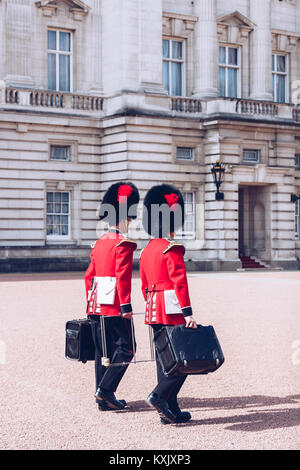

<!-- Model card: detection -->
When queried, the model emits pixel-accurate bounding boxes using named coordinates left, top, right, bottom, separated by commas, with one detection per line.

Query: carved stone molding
left=35, top=0, right=90, bottom=20
left=217, top=10, right=256, bottom=45
left=274, top=0, right=296, bottom=5
left=231, top=164, right=293, bottom=186
left=162, top=11, right=198, bottom=38
left=272, top=29, right=300, bottom=52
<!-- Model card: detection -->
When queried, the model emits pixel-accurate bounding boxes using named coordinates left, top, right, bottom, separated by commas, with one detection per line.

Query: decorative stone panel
left=35, top=0, right=90, bottom=20
left=272, top=29, right=300, bottom=52
left=162, top=11, right=198, bottom=38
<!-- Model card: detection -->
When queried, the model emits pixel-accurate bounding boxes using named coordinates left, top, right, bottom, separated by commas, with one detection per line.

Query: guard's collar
left=108, top=228, right=123, bottom=235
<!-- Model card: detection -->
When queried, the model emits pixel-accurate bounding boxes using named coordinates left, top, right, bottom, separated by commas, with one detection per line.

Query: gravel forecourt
left=0, top=271, right=299, bottom=450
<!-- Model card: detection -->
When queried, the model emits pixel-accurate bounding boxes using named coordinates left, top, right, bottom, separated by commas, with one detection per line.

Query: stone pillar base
left=5, top=75, right=34, bottom=88
left=185, top=260, right=242, bottom=272
left=0, top=257, right=90, bottom=273
left=192, top=89, right=219, bottom=100
left=270, top=260, right=299, bottom=270
left=249, top=92, right=273, bottom=101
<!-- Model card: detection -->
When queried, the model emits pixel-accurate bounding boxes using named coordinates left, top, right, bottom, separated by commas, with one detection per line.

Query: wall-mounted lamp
left=291, top=193, right=300, bottom=203
left=211, top=160, right=225, bottom=201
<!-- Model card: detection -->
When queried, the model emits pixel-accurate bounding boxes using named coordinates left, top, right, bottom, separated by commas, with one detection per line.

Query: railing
left=3, top=87, right=104, bottom=112
left=170, top=96, right=202, bottom=113
left=293, top=107, right=300, bottom=122
left=3, top=87, right=299, bottom=121
left=236, top=99, right=278, bottom=116
left=72, top=94, right=103, bottom=111
left=5, top=88, right=19, bottom=105
left=30, top=90, right=64, bottom=108
left=169, top=96, right=279, bottom=117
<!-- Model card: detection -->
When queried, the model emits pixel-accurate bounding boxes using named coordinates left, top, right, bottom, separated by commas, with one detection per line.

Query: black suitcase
left=65, top=319, right=95, bottom=363
left=154, top=324, right=224, bottom=376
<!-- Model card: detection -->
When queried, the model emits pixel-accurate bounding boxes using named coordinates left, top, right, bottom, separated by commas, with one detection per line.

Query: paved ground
left=0, top=270, right=299, bottom=450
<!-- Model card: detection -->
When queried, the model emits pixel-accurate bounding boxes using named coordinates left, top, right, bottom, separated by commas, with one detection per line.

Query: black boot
left=160, top=410, right=191, bottom=424
left=98, top=399, right=127, bottom=411
left=146, top=392, right=177, bottom=424
left=95, top=388, right=126, bottom=410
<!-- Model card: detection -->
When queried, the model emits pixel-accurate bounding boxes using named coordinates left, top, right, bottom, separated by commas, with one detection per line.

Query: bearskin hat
left=99, top=181, right=140, bottom=226
left=142, top=184, right=184, bottom=238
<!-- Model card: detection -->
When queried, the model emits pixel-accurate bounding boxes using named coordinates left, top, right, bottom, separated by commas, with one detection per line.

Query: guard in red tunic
left=85, top=182, right=139, bottom=411
left=140, top=184, right=197, bottom=424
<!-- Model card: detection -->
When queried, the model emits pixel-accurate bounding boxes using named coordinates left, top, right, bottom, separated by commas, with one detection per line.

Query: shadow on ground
left=123, top=395, right=300, bottom=432
left=182, top=407, right=300, bottom=432
left=180, top=394, right=300, bottom=411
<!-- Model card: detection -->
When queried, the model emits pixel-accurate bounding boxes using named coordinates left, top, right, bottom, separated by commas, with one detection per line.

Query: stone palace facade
left=0, top=0, right=300, bottom=272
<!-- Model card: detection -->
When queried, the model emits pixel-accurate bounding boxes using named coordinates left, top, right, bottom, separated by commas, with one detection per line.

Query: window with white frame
left=243, top=149, right=260, bottom=163
left=46, top=191, right=70, bottom=239
left=163, top=39, right=185, bottom=96
left=295, top=199, right=299, bottom=240
left=272, top=54, right=288, bottom=103
left=177, top=192, right=195, bottom=238
left=176, top=147, right=194, bottom=161
left=295, top=154, right=300, bottom=169
left=219, top=46, right=240, bottom=98
left=50, top=145, right=71, bottom=161
left=48, top=30, right=72, bottom=92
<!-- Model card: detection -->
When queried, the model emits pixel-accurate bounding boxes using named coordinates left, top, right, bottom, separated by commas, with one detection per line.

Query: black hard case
left=154, top=324, right=224, bottom=376
left=65, top=319, right=95, bottom=363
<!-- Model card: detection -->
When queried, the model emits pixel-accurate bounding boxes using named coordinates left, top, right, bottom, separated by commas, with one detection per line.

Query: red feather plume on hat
left=164, top=193, right=179, bottom=210
left=117, top=184, right=134, bottom=203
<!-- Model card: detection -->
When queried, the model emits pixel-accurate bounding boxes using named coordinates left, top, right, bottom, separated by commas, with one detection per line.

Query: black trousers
left=89, top=315, right=136, bottom=393
left=151, top=324, right=187, bottom=414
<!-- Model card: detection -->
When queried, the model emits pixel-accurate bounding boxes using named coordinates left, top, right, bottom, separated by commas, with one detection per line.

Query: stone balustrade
left=236, top=99, right=278, bottom=116
left=72, top=94, right=103, bottom=111
left=169, top=96, right=299, bottom=121
left=3, top=87, right=104, bottom=113
left=2, top=85, right=299, bottom=122
left=5, top=87, right=19, bottom=105
left=170, top=96, right=279, bottom=117
left=293, top=107, right=300, bottom=122
left=170, top=96, right=202, bottom=113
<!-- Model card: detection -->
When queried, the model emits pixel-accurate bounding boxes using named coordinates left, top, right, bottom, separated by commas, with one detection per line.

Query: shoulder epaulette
left=163, top=240, right=185, bottom=254
left=116, top=238, right=137, bottom=247
left=91, top=240, right=96, bottom=249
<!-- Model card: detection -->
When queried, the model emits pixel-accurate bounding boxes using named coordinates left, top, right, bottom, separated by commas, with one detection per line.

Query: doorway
left=238, top=185, right=271, bottom=261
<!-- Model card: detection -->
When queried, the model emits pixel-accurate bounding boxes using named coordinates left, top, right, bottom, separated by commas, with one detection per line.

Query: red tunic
left=85, top=231, right=137, bottom=317
left=139, top=238, right=192, bottom=326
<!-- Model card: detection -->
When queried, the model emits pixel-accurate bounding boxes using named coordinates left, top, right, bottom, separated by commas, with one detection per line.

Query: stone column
left=139, top=0, right=165, bottom=93
left=79, top=1, right=103, bottom=94
left=0, top=2, right=5, bottom=81
left=102, top=0, right=140, bottom=94
left=249, top=0, right=273, bottom=100
left=5, top=0, right=34, bottom=87
left=192, top=0, right=218, bottom=99
left=102, top=0, right=164, bottom=96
